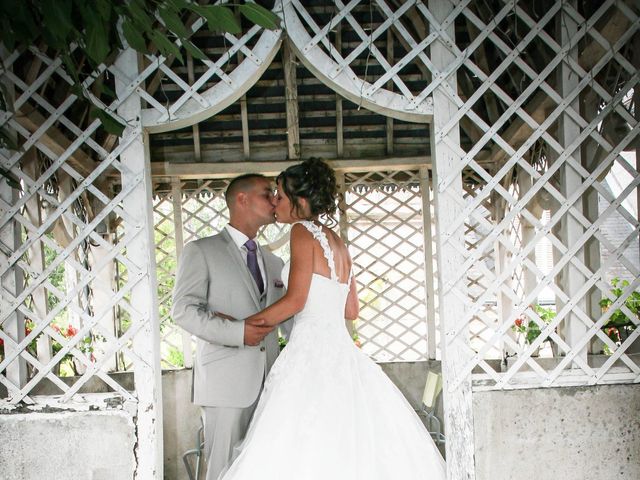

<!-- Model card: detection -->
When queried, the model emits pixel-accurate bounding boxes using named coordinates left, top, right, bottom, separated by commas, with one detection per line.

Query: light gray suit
left=172, top=228, right=286, bottom=479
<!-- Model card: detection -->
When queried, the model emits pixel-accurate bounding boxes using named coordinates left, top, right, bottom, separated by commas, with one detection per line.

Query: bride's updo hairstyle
left=277, top=157, right=337, bottom=219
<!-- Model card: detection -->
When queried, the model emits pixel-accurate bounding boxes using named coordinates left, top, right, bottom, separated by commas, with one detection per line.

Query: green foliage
left=599, top=278, right=638, bottom=350
left=238, top=3, right=280, bottom=30
left=191, top=4, right=241, bottom=34
left=43, top=236, right=68, bottom=316
left=0, top=0, right=280, bottom=150
left=512, top=304, right=556, bottom=345
left=599, top=277, right=640, bottom=327
left=164, top=345, right=185, bottom=368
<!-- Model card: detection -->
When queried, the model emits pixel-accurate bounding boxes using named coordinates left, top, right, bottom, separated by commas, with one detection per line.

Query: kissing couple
left=172, top=158, right=446, bottom=480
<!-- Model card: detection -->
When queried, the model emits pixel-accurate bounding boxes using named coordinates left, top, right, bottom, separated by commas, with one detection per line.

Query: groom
left=172, top=174, right=287, bottom=480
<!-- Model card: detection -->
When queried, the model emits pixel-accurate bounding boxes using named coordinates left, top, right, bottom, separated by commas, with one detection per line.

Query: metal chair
left=419, top=371, right=446, bottom=446
left=182, top=422, right=205, bottom=480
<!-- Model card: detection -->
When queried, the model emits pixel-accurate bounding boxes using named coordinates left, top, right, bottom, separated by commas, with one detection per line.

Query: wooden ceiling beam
left=186, top=51, right=202, bottom=162
left=240, top=95, right=250, bottom=159
left=283, top=39, right=300, bottom=160
left=386, top=29, right=394, bottom=155
left=335, top=23, right=344, bottom=157
left=150, top=156, right=433, bottom=179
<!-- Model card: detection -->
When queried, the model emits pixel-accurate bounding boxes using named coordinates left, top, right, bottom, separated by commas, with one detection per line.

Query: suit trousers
left=202, top=393, right=261, bottom=480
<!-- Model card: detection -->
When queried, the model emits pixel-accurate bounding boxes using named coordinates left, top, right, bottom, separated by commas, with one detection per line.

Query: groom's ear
left=236, top=191, right=248, bottom=207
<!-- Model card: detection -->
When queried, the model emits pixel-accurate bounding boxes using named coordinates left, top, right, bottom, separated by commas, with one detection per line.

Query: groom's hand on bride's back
left=243, top=322, right=273, bottom=346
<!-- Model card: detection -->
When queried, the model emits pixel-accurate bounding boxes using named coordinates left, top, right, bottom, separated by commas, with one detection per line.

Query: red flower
left=66, top=325, right=78, bottom=337
left=52, top=324, right=61, bottom=333
left=0, top=337, right=4, bottom=346
left=514, top=318, right=524, bottom=328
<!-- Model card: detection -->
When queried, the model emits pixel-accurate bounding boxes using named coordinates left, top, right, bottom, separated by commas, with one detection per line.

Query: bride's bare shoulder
left=290, top=222, right=314, bottom=246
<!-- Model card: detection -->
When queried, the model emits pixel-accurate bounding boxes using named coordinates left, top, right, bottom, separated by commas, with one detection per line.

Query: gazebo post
left=419, top=166, right=437, bottom=361
left=555, top=4, right=589, bottom=364
left=115, top=47, right=164, bottom=479
left=171, top=177, right=193, bottom=368
left=0, top=61, right=28, bottom=393
left=429, top=0, right=476, bottom=478
left=1, top=167, right=28, bottom=393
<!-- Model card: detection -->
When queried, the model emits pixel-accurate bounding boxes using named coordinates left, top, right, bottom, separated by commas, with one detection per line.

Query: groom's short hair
left=225, top=173, right=268, bottom=207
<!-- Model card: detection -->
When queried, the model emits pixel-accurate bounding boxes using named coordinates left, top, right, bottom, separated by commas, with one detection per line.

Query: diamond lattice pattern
left=429, top=0, right=640, bottom=389
left=344, top=170, right=431, bottom=361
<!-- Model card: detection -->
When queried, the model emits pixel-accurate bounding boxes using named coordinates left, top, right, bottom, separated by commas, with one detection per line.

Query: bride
left=219, top=158, right=446, bottom=479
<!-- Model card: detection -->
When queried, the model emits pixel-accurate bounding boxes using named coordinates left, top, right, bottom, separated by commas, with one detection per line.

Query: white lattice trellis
left=344, top=169, right=433, bottom=361
left=1, top=41, right=164, bottom=473
left=2, top=1, right=639, bottom=478
left=429, top=0, right=640, bottom=393
left=123, top=2, right=282, bottom=133
left=280, top=0, right=434, bottom=121
left=152, top=168, right=432, bottom=365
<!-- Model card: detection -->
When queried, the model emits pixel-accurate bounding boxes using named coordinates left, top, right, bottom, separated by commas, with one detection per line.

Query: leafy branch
left=0, top=0, right=279, bottom=187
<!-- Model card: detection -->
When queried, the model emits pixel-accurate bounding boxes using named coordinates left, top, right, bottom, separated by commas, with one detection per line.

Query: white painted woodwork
left=171, top=178, right=193, bottom=369
left=115, top=48, right=164, bottom=480
left=22, top=150, right=53, bottom=365
left=429, top=0, right=476, bottom=478
left=89, top=242, right=118, bottom=372
left=0, top=59, right=28, bottom=396
left=556, top=3, right=588, bottom=365
left=634, top=32, right=640, bottom=270
left=141, top=26, right=282, bottom=133
left=279, top=0, right=434, bottom=122
left=150, top=156, right=431, bottom=179
left=419, top=167, right=437, bottom=360
left=0, top=167, right=28, bottom=396
left=0, top=7, right=638, bottom=479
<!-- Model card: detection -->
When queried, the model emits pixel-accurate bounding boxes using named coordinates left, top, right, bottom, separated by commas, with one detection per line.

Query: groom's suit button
left=260, top=346, right=265, bottom=352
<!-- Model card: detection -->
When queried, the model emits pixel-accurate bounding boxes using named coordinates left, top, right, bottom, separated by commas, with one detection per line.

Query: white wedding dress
left=220, top=221, right=446, bottom=480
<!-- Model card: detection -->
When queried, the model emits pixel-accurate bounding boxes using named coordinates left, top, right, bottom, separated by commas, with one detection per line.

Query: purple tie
left=244, top=239, right=264, bottom=294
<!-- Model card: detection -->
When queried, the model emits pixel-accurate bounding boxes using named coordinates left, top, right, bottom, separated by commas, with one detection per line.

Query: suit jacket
left=172, top=229, right=286, bottom=408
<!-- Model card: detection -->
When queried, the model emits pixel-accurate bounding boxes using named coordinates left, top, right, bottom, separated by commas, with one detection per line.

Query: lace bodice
left=282, top=220, right=348, bottom=287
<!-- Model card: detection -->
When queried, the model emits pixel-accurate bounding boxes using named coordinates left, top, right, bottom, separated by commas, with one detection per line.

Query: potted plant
left=512, top=304, right=557, bottom=355
left=599, top=278, right=639, bottom=354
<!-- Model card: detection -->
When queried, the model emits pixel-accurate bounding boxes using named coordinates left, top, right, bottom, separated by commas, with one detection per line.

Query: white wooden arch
left=139, top=21, right=282, bottom=133
left=278, top=0, right=434, bottom=122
